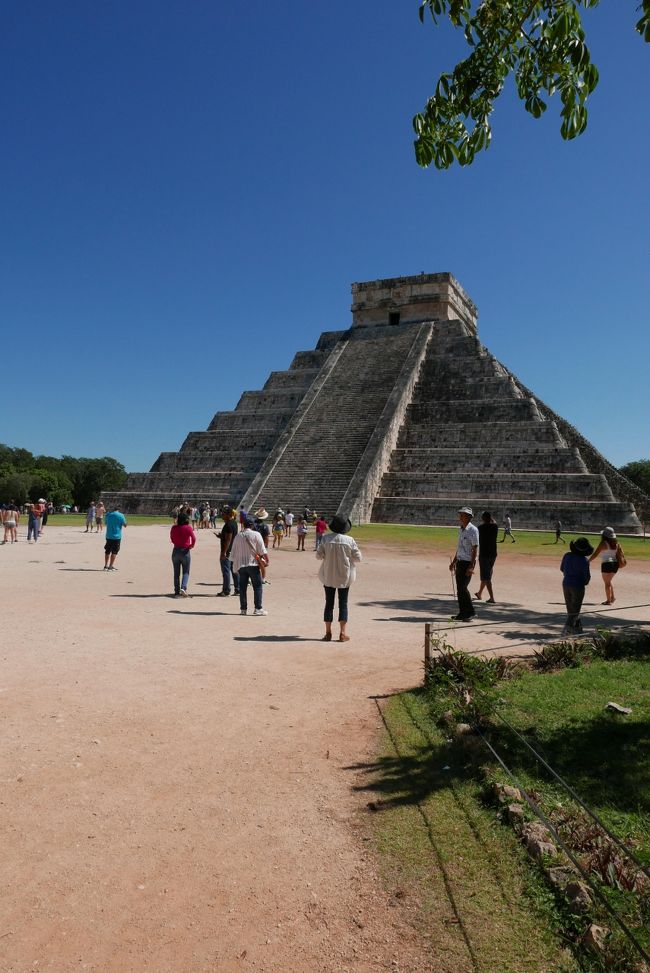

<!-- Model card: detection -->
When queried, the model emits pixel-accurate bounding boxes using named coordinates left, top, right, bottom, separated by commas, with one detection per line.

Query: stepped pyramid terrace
left=105, top=273, right=646, bottom=532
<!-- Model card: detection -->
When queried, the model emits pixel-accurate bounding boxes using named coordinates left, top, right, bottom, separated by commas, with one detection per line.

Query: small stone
left=441, top=710, right=454, bottom=724
left=527, top=839, right=557, bottom=861
left=522, top=821, right=551, bottom=844
left=583, top=923, right=607, bottom=953
left=494, top=782, right=523, bottom=803
left=506, top=804, right=524, bottom=825
left=566, top=880, right=592, bottom=914
left=605, top=702, right=632, bottom=715
left=545, top=866, right=574, bottom=888
left=454, top=723, right=473, bottom=737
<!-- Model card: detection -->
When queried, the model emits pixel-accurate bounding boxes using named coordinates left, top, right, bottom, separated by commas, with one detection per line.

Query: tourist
left=1, top=501, right=20, bottom=544
left=103, top=505, right=127, bottom=570
left=85, top=502, right=96, bottom=533
left=315, top=514, right=362, bottom=642
left=499, top=512, right=515, bottom=543
left=95, top=500, right=106, bottom=532
left=32, top=498, right=45, bottom=536
left=284, top=509, right=294, bottom=537
left=272, top=511, right=285, bottom=549
left=253, top=508, right=271, bottom=582
left=589, top=527, right=626, bottom=606
left=26, top=504, right=40, bottom=543
left=216, top=505, right=239, bottom=598
left=314, top=514, right=328, bottom=551
left=554, top=519, right=565, bottom=544
left=170, top=511, right=196, bottom=597
left=296, top=516, right=308, bottom=551
left=239, top=506, right=247, bottom=530
left=39, top=499, right=49, bottom=535
left=475, top=511, right=498, bottom=603
left=449, top=506, right=479, bottom=622
left=231, top=515, right=269, bottom=615
left=561, top=537, right=593, bottom=634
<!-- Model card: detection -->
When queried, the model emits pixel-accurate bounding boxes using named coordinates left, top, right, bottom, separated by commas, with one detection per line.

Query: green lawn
left=363, top=690, right=578, bottom=973
left=45, top=513, right=172, bottom=527
left=493, top=660, right=650, bottom=860
left=352, top=522, right=650, bottom=561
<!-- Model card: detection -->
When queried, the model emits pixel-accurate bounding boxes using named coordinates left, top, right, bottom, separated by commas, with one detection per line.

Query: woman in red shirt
left=170, top=512, right=196, bottom=597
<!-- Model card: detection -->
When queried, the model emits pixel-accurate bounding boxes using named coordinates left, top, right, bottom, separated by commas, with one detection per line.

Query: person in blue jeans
left=169, top=512, right=196, bottom=596
left=230, top=515, right=269, bottom=615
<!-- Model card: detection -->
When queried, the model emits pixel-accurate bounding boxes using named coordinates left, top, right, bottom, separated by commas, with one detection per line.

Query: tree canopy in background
left=0, top=444, right=127, bottom=508
left=413, top=0, right=650, bottom=169
left=620, top=459, right=650, bottom=497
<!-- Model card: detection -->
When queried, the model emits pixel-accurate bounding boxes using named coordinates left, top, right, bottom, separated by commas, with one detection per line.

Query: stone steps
left=406, top=397, right=541, bottom=423
left=389, top=446, right=586, bottom=474
left=398, top=420, right=562, bottom=448
left=378, top=472, right=614, bottom=501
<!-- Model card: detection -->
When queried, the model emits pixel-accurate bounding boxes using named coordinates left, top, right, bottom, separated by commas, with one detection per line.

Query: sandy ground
left=1, top=525, right=648, bottom=973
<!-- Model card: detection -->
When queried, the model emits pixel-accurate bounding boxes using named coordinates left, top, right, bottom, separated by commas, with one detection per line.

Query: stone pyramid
left=105, top=274, right=645, bottom=532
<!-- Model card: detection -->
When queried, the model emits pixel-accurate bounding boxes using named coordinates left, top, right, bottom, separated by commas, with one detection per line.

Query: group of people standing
left=1, top=499, right=50, bottom=544
left=169, top=503, right=362, bottom=638
left=450, top=507, right=628, bottom=633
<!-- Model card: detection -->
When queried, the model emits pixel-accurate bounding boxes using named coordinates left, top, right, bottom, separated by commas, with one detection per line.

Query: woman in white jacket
left=315, top=515, right=362, bottom=642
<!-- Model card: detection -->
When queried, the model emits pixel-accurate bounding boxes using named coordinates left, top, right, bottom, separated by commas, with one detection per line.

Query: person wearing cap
left=561, top=537, right=594, bottom=633
left=450, top=507, right=479, bottom=621
left=230, top=515, right=269, bottom=615
left=315, top=515, right=362, bottom=642
left=216, top=505, right=239, bottom=598
left=589, top=527, right=626, bottom=606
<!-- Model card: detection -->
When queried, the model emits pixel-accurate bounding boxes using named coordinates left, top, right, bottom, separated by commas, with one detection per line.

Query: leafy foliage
left=619, top=459, right=650, bottom=497
left=0, top=444, right=127, bottom=507
left=413, top=0, right=650, bottom=169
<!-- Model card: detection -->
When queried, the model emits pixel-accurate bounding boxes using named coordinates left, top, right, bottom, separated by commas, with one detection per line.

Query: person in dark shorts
left=103, top=505, right=127, bottom=570
left=475, top=511, right=498, bottom=603
left=561, top=537, right=593, bottom=634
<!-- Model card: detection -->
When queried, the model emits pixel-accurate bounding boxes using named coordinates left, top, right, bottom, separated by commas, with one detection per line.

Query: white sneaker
left=253, top=608, right=268, bottom=616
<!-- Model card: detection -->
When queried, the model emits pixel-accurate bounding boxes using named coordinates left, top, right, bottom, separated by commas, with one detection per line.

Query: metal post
left=424, top=621, right=431, bottom=677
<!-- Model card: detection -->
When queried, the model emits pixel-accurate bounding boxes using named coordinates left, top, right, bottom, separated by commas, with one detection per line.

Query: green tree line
left=0, top=444, right=127, bottom=509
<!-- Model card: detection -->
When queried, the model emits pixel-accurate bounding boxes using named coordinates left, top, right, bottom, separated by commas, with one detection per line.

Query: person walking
left=314, top=514, right=328, bottom=551
left=169, top=511, right=196, bottom=596
left=499, top=512, right=515, bottom=543
left=561, top=537, right=593, bottom=633
left=475, top=510, right=498, bottom=603
left=26, top=504, right=40, bottom=543
left=284, top=509, right=294, bottom=538
left=589, top=527, right=626, bottom=605
left=272, top=511, right=285, bottom=549
left=103, top=505, right=127, bottom=570
left=216, top=505, right=239, bottom=598
left=315, top=514, right=362, bottom=642
left=1, top=501, right=20, bottom=544
left=296, top=516, right=308, bottom=551
left=231, top=515, right=269, bottom=615
left=449, top=506, right=479, bottom=622
left=85, top=502, right=96, bottom=533
left=554, top=519, right=565, bottom=544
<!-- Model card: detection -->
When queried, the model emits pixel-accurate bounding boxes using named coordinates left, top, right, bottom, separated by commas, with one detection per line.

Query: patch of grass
left=352, top=523, right=650, bottom=561
left=360, top=690, right=578, bottom=973
left=493, top=660, right=650, bottom=856
left=46, top=514, right=174, bottom=527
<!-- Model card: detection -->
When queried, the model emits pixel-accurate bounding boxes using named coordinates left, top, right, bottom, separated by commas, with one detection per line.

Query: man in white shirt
left=449, top=506, right=479, bottom=622
left=230, top=515, right=269, bottom=616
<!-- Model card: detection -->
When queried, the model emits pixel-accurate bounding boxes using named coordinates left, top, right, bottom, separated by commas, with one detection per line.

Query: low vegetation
left=366, top=633, right=649, bottom=971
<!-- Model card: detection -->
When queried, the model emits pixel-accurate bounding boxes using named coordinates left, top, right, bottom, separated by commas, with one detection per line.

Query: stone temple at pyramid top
left=351, top=272, right=478, bottom=332
left=104, top=273, right=647, bottom=532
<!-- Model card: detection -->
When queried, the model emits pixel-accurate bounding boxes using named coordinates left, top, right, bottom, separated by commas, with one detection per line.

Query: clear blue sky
left=1, top=2, right=648, bottom=472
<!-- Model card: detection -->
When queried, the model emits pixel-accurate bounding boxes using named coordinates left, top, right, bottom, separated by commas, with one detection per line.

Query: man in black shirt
left=216, top=505, right=239, bottom=596
left=475, top=511, right=498, bottom=603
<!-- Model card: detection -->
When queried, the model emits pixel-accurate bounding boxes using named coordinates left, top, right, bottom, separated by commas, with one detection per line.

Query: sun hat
left=458, top=506, right=473, bottom=517
left=254, top=507, right=269, bottom=520
left=601, top=527, right=617, bottom=540
left=570, top=537, right=594, bottom=556
left=329, top=515, right=352, bottom=534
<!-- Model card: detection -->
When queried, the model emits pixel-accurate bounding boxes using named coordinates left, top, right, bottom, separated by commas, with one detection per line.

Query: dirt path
left=2, top=526, right=648, bottom=972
